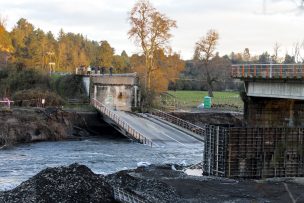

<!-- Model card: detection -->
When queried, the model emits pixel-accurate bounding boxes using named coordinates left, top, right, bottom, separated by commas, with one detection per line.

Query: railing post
left=248, top=65, right=250, bottom=77
left=242, top=65, right=245, bottom=77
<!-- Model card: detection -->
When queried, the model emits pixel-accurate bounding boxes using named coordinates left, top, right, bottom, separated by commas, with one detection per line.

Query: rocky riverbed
left=1, top=163, right=304, bottom=203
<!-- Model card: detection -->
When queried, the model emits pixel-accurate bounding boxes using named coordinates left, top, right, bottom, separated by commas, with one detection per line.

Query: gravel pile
left=106, top=166, right=180, bottom=203
left=0, top=163, right=117, bottom=203
left=2, top=163, right=303, bottom=203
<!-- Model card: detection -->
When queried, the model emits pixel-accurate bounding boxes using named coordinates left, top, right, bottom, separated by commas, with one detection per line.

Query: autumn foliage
left=128, top=0, right=179, bottom=91
left=131, top=50, right=184, bottom=92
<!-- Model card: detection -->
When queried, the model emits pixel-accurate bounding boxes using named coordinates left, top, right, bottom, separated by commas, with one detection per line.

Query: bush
left=139, top=89, right=159, bottom=112
left=0, top=66, right=50, bottom=97
left=54, top=75, right=87, bottom=99
left=13, top=89, right=64, bottom=107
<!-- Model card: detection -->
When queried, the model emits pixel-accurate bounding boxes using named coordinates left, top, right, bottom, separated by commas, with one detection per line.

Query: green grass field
left=164, top=90, right=243, bottom=109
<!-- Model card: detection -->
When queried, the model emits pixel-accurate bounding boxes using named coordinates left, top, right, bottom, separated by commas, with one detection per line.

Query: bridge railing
left=231, top=64, right=304, bottom=79
left=113, top=187, right=148, bottom=203
left=151, top=109, right=206, bottom=138
left=92, top=98, right=153, bottom=147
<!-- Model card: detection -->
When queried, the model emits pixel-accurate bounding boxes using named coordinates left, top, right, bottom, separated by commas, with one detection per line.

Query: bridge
left=231, top=64, right=304, bottom=100
left=88, top=73, right=204, bottom=147
left=231, top=64, right=304, bottom=127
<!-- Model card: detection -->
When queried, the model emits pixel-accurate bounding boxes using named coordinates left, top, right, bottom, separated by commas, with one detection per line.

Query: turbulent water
left=0, top=136, right=203, bottom=191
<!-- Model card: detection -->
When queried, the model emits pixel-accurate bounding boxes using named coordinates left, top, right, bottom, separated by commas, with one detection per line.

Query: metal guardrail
left=113, top=187, right=148, bottom=203
left=92, top=98, right=153, bottom=147
left=151, top=109, right=206, bottom=137
left=231, top=64, right=304, bottom=79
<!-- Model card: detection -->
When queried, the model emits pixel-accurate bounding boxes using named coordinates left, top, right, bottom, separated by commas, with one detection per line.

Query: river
left=0, top=136, right=203, bottom=191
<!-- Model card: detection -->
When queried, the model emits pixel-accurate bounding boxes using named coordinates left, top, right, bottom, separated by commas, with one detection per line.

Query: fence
left=231, top=64, right=304, bottom=79
left=92, top=98, right=153, bottom=147
left=150, top=109, right=206, bottom=137
left=113, top=187, right=148, bottom=203
left=13, top=98, right=44, bottom=107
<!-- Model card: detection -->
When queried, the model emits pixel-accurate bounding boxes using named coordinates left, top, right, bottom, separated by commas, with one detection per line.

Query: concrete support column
left=134, top=86, right=138, bottom=107
left=94, top=85, right=97, bottom=100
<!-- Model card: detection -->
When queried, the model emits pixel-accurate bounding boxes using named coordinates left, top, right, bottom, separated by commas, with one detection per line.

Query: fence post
left=216, top=126, right=219, bottom=176
left=242, top=65, right=245, bottom=77
left=208, top=126, right=212, bottom=175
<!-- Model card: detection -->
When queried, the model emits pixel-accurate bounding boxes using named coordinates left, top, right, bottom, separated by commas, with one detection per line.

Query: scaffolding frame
left=204, top=126, right=304, bottom=178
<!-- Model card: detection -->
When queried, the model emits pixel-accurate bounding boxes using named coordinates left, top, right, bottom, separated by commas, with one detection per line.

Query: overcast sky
left=1, top=0, right=304, bottom=59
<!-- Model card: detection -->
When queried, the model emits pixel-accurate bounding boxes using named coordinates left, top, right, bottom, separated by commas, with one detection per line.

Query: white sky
left=1, top=0, right=304, bottom=60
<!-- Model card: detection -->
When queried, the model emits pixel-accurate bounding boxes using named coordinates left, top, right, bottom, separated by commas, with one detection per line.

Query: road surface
left=114, top=111, right=203, bottom=147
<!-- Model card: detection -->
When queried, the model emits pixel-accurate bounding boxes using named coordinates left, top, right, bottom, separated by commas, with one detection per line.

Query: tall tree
left=27, top=28, right=47, bottom=69
left=0, top=17, right=13, bottom=53
left=272, top=42, right=281, bottom=63
left=194, top=29, right=219, bottom=97
left=128, top=0, right=177, bottom=90
left=258, top=52, right=270, bottom=64
left=243, top=48, right=250, bottom=63
left=0, top=17, right=13, bottom=65
left=10, top=18, right=34, bottom=66
left=131, top=50, right=184, bottom=92
left=98, top=40, right=114, bottom=67
left=283, top=54, right=295, bottom=64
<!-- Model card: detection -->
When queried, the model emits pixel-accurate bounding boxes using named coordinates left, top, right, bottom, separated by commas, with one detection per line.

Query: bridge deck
left=114, top=111, right=201, bottom=146
left=92, top=99, right=202, bottom=147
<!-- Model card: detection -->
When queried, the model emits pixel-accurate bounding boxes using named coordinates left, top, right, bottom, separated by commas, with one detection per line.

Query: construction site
left=197, top=64, right=304, bottom=178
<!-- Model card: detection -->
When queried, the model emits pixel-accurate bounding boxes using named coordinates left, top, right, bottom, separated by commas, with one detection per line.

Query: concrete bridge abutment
left=90, top=73, right=140, bottom=112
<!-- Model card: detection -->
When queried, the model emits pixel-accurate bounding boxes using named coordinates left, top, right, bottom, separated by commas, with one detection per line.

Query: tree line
left=0, top=17, right=131, bottom=73
left=1, top=0, right=303, bottom=98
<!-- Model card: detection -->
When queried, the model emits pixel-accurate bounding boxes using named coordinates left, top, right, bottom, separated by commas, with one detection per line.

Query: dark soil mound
left=106, top=166, right=180, bottom=203
left=0, top=163, right=117, bottom=203
left=171, top=111, right=243, bottom=126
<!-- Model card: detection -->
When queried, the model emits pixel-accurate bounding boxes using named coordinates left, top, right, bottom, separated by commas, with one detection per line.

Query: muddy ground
left=1, top=164, right=303, bottom=203
left=171, top=111, right=244, bottom=127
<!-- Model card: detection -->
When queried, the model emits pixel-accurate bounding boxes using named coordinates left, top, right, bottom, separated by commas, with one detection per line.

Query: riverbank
left=0, top=108, right=93, bottom=148
left=1, top=163, right=304, bottom=203
left=171, top=111, right=243, bottom=126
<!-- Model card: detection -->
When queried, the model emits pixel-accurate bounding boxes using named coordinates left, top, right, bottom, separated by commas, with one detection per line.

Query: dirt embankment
left=0, top=108, right=91, bottom=148
left=1, top=163, right=304, bottom=203
left=171, top=111, right=244, bottom=127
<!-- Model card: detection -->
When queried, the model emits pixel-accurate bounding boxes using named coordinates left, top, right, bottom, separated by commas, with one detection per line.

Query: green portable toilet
left=204, top=96, right=212, bottom=109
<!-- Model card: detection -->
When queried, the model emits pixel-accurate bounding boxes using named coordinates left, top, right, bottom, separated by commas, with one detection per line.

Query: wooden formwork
left=227, top=127, right=304, bottom=178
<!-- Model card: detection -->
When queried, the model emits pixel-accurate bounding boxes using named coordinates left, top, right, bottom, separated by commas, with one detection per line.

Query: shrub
left=0, top=66, right=50, bottom=97
left=13, top=89, right=64, bottom=107
left=54, top=75, right=87, bottom=99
